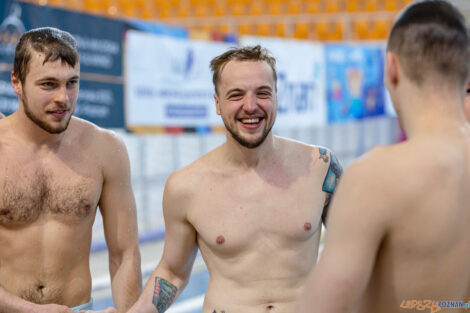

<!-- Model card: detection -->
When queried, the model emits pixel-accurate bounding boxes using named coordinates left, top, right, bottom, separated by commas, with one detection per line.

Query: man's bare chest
left=189, top=177, right=325, bottom=254
left=0, top=150, right=102, bottom=226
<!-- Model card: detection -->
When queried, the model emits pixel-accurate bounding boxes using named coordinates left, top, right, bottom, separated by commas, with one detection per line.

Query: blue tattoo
left=152, top=277, right=177, bottom=313
left=321, top=150, right=343, bottom=225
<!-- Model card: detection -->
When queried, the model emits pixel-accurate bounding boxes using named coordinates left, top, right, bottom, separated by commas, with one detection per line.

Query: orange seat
left=364, top=0, right=378, bottom=12
left=275, top=23, right=286, bottom=37
left=353, top=20, right=370, bottom=40
left=287, top=0, right=302, bottom=14
left=249, top=0, right=264, bottom=15
left=346, top=0, right=360, bottom=12
left=325, top=0, right=340, bottom=13
left=238, top=24, right=253, bottom=35
left=374, top=20, right=392, bottom=39
left=268, top=0, right=284, bottom=14
left=293, top=22, right=309, bottom=39
left=257, top=24, right=271, bottom=36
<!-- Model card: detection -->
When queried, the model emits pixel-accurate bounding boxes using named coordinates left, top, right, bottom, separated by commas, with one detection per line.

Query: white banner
left=240, top=36, right=327, bottom=127
left=125, top=30, right=232, bottom=127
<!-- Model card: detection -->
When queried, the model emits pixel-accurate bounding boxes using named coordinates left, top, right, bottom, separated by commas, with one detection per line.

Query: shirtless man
left=297, top=1, right=470, bottom=313
left=0, top=27, right=141, bottom=313
left=128, top=45, right=342, bottom=313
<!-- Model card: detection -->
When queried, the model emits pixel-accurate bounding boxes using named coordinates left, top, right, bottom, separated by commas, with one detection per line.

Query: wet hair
left=387, top=0, right=469, bottom=87
left=210, top=45, right=277, bottom=94
left=13, top=27, right=78, bottom=84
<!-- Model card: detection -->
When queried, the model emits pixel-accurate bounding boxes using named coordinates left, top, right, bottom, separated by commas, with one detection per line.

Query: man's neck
left=223, top=133, right=277, bottom=169
left=397, top=84, right=468, bottom=139
left=10, top=110, right=66, bottom=148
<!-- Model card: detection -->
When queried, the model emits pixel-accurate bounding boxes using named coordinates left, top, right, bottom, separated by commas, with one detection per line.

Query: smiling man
left=0, top=27, right=141, bottom=313
left=128, top=45, right=342, bottom=313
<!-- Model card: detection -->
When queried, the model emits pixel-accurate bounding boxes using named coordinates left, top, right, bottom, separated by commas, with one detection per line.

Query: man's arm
left=297, top=151, right=393, bottom=313
left=128, top=171, right=199, bottom=313
left=98, top=131, right=142, bottom=312
left=319, top=148, right=343, bottom=226
left=0, top=285, right=74, bottom=313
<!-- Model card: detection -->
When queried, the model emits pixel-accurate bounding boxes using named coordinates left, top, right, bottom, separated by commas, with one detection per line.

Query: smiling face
left=214, top=60, right=277, bottom=149
left=12, top=50, right=80, bottom=134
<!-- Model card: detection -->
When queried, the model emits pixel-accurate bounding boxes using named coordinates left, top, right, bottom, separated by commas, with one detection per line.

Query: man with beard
left=0, top=27, right=141, bottom=312
left=297, top=1, right=470, bottom=313
left=128, top=45, right=342, bottom=313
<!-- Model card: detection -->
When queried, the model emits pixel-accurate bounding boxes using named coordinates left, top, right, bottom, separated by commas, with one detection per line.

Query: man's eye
left=41, top=82, right=54, bottom=88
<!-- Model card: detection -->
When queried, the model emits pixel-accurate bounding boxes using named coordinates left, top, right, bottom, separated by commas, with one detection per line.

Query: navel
left=304, top=222, right=312, bottom=231
left=0, top=209, right=10, bottom=215
left=216, top=235, right=225, bottom=245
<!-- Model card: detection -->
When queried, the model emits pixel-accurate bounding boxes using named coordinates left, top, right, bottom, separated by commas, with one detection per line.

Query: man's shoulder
left=70, top=117, right=123, bottom=148
left=346, top=144, right=427, bottom=200
left=276, top=136, right=334, bottom=160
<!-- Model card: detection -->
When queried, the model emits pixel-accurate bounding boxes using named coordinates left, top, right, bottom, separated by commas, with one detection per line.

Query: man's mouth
left=240, top=117, right=262, bottom=125
left=48, top=109, right=68, bottom=118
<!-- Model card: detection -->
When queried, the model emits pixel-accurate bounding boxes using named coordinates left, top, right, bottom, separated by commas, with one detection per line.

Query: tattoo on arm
left=213, top=311, right=226, bottom=313
left=320, top=149, right=343, bottom=225
left=152, top=277, right=178, bottom=313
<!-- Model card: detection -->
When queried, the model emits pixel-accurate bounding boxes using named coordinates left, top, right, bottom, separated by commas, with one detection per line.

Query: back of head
left=387, top=0, right=469, bottom=88
left=13, top=27, right=78, bottom=84
left=210, top=45, right=277, bottom=95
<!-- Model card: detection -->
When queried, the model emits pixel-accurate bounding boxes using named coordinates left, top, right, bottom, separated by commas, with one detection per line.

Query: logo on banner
left=0, top=3, right=25, bottom=49
left=171, top=48, right=195, bottom=80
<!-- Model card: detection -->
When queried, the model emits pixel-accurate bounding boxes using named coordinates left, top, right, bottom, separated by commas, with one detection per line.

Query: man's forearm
left=152, top=277, right=178, bottom=313
left=0, top=286, right=37, bottom=313
left=110, top=255, right=142, bottom=312
left=127, top=265, right=186, bottom=313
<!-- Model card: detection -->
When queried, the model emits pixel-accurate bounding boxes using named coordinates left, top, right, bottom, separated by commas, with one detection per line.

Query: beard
left=222, top=115, right=275, bottom=149
left=22, top=91, right=72, bottom=134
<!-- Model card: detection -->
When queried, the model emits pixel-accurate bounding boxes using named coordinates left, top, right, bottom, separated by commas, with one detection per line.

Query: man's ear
left=11, top=71, right=22, bottom=97
left=384, top=52, right=400, bottom=90
left=214, top=93, right=221, bottom=115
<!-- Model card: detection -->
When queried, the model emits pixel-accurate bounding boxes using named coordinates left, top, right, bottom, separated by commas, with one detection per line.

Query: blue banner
left=0, top=0, right=125, bottom=127
left=325, top=44, right=385, bottom=123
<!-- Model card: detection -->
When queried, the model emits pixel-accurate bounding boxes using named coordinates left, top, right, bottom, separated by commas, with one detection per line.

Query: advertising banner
left=325, top=44, right=385, bottom=123
left=125, top=30, right=233, bottom=129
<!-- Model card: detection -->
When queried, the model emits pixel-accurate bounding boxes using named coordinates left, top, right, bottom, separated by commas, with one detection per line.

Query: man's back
left=359, top=133, right=470, bottom=312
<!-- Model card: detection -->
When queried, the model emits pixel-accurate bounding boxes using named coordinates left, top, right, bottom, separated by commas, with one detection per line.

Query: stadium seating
left=23, top=0, right=407, bottom=40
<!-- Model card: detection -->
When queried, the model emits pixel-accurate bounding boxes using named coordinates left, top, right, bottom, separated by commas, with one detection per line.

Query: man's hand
left=35, top=303, right=75, bottom=313
left=79, top=307, right=117, bottom=313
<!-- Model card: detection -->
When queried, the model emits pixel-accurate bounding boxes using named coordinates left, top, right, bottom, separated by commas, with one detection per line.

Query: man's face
left=13, top=50, right=80, bottom=134
left=214, top=60, right=277, bottom=149
left=465, top=80, right=470, bottom=122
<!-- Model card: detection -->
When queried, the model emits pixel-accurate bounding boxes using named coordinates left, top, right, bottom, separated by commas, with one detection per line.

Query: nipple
left=216, top=235, right=225, bottom=245
left=304, top=222, right=312, bottom=231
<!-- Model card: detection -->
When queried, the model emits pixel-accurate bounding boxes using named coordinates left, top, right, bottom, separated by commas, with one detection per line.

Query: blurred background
left=0, top=0, right=468, bottom=311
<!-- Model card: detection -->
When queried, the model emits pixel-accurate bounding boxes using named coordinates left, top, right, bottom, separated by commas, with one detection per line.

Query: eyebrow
left=37, top=75, right=80, bottom=81
left=225, top=85, right=273, bottom=96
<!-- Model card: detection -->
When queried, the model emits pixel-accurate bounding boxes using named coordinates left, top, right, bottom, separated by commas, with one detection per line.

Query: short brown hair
left=13, top=27, right=79, bottom=84
left=210, top=45, right=277, bottom=94
left=387, top=0, right=469, bottom=87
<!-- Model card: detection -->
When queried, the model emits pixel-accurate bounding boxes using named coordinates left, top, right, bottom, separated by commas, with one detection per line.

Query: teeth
left=241, top=118, right=260, bottom=124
